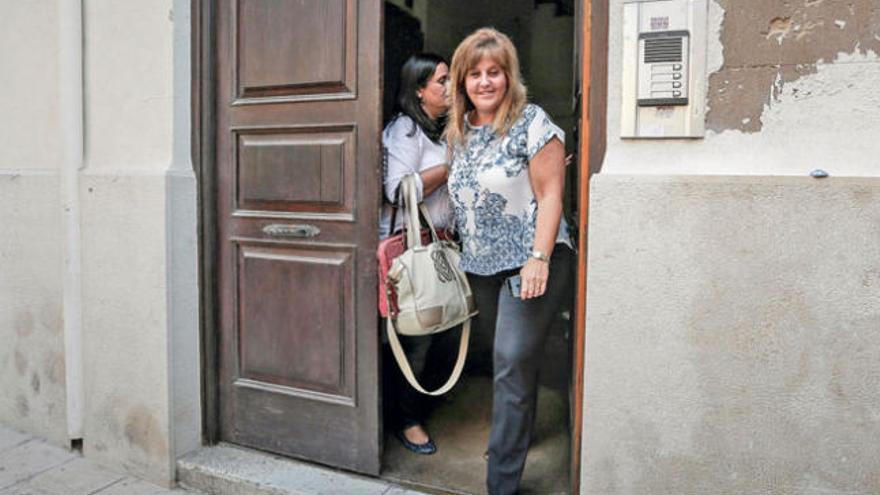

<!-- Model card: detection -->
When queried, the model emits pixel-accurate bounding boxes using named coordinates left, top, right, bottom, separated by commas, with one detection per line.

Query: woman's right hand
left=519, top=257, right=550, bottom=299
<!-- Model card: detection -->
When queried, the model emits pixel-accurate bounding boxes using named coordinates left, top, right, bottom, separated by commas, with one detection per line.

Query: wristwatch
left=530, top=250, right=550, bottom=263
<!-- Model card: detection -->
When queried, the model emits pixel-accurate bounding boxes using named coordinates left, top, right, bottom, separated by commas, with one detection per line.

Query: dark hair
left=391, top=53, right=448, bottom=143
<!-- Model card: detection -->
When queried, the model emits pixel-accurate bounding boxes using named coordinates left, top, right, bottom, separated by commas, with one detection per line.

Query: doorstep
left=177, top=444, right=430, bottom=495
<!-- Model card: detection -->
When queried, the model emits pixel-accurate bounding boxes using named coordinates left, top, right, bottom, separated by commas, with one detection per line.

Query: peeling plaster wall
left=707, top=0, right=880, bottom=133
left=604, top=0, right=880, bottom=176
left=0, top=1, right=69, bottom=446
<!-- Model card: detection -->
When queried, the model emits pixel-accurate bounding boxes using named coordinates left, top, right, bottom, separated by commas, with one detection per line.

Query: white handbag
left=385, top=175, right=477, bottom=395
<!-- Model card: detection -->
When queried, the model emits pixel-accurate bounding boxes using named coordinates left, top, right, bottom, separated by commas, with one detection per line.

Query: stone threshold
left=177, top=443, right=431, bottom=495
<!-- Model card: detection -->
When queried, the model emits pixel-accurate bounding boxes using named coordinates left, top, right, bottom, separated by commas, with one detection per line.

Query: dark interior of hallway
left=380, top=1, right=578, bottom=493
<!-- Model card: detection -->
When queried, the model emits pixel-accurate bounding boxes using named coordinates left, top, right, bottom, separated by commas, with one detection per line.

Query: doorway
left=380, top=2, right=579, bottom=494
left=194, top=0, right=603, bottom=493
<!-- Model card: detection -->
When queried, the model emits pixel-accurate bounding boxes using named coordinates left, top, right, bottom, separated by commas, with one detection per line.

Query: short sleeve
left=382, top=116, right=425, bottom=203
left=526, top=105, right=565, bottom=161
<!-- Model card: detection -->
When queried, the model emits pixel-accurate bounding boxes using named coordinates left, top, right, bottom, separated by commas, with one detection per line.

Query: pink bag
left=377, top=228, right=453, bottom=318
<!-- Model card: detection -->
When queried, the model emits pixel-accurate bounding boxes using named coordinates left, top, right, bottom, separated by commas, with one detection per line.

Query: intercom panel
left=638, top=31, right=690, bottom=106
left=621, top=0, right=707, bottom=138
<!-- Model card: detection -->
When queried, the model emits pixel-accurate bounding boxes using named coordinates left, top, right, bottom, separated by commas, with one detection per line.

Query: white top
left=379, top=114, right=453, bottom=238
left=448, top=104, right=572, bottom=275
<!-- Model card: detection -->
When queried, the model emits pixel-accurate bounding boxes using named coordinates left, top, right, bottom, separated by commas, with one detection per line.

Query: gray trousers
left=468, top=246, right=574, bottom=495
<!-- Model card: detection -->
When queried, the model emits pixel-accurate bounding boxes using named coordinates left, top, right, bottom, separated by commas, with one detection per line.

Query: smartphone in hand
left=506, top=274, right=522, bottom=299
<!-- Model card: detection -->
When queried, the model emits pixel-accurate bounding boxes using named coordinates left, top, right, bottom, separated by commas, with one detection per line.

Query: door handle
left=262, top=223, right=321, bottom=238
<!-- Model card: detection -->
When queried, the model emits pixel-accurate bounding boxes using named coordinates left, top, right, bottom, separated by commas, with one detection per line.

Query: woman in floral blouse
left=446, top=28, right=574, bottom=495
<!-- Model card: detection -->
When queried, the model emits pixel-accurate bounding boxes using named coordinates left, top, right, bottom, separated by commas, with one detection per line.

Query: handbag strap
left=418, top=203, right=441, bottom=244
left=386, top=317, right=470, bottom=396
left=389, top=185, right=401, bottom=237
left=399, top=175, right=442, bottom=246
left=387, top=176, right=413, bottom=239
left=400, top=175, right=422, bottom=248
left=388, top=176, right=419, bottom=239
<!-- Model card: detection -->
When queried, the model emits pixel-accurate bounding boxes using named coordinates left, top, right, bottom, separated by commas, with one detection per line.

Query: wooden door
left=215, top=0, right=382, bottom=474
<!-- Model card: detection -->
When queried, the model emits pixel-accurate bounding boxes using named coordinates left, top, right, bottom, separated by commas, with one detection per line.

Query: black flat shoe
left=395, top=428, right=437, bottom=455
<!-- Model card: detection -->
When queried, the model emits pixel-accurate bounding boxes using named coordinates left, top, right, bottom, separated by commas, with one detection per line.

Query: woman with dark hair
left=381, top=53, right=452, bottom=455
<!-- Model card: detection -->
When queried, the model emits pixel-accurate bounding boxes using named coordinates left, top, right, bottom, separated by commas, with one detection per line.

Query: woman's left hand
left=519, top=257, right=549, bottom=299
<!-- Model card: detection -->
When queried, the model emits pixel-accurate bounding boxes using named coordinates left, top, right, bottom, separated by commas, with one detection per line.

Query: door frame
left=571, top=1, right=607, bottom=493
left=192, top=0, right=607, bottom=490
left=192, top=0, right=221, bottom=445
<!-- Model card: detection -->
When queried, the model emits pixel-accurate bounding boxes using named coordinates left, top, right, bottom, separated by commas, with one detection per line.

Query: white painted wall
left=603, top=0, right=880, bottom=177
left=83, top=2, right=174, bottom=172
left=0, top=174, right=67, bottom=445
left=0, top=1, right=68, bottom=446
left=582, top=175, right=880, bottom=494
left=79, top=0, right=199, bottom=485
left=582, top=1, right=880, bottom=493
left=0, top=0, right=199, bottom=486
left=0, top=1, right=62, bottom=170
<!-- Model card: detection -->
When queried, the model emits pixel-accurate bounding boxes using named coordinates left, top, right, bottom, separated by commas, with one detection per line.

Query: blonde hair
left=445, top=28, right=528, bottom=146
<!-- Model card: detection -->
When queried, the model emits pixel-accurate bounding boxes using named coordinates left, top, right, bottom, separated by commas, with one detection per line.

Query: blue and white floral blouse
left=448, top=103, right=572, bottom=276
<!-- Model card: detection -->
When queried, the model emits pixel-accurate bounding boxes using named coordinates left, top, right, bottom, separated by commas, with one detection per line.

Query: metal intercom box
left=638, top=30, right=690, bottom=106
left=621, top=0, right=707, bottom=138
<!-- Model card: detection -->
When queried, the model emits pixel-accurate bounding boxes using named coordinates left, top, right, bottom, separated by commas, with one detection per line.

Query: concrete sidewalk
left=0, top=424, right=433, bottom=495
left=0, top=424, right=203, bottom=495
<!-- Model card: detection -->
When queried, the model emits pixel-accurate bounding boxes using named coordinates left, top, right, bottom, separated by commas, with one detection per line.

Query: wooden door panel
left=216, top=0, right=381, bottom=474
left=237, top=244, right=354, bottom=400
left=235, top=127, right=354, bottom=212
left=233, top=379, right=366, bottom=467
left=229, top=102, right=362, bottom=128
left=234, top=0, right=357, bottom=101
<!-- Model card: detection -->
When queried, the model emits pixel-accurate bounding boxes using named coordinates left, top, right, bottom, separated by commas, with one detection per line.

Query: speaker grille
left=644, top=37, right=683, bottom=63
